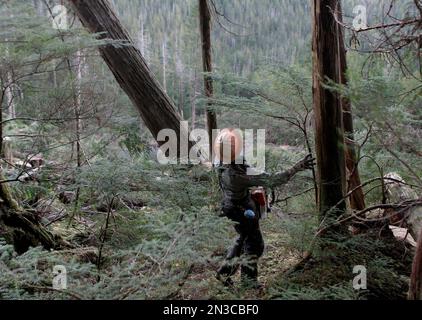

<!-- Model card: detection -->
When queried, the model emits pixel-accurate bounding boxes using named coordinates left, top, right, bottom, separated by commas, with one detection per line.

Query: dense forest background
left=0, top=0, right=421, bottom=300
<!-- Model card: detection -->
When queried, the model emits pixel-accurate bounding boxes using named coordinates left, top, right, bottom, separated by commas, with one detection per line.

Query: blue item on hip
left=244, top=209, right=256, bottom=219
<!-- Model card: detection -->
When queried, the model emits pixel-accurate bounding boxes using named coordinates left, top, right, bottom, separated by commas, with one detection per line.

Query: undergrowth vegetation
left=0, top=146, right=415, bottom=300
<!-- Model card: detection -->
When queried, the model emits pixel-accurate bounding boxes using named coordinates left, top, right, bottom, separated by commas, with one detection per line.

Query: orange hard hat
left=214, top=128, right=243, bottom=164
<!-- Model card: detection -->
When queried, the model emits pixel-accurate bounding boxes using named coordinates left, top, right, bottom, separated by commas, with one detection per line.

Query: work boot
left=240, top=263, right=261, bottom=289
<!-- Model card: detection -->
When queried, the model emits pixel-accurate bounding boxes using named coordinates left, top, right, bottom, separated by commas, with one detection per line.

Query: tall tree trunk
left=74, top=50, right=82, bottom=169
left=137, top=19, right=145, bottom=56
left=336, top=2, right=365, bottom=211
left=52, top=59, right=58, bottom=88
left=199, top=0, right=217, bottom=161
left=178, top=78, right=185, bottom=120
left=5, top=73, right=15, bottom=120
left=191, top=70, right=198, bottom=131
left=175, top=38, right=185, bottom=120
left=312, top=0, right=347, bottom=218
left=68, top=0, right=190, bottom=152
left=409, top=228, right=422, bottom=300
left=67, top=50, right=83, bottom=217
left=4, top=40, right=16, bottom=120
left=162, top=38, right=167, bottom=93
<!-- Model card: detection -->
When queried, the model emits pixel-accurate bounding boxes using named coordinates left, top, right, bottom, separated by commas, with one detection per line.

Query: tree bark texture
left=199, top=0, right=217, bottom=160
left=335, top=2, right=365, bottom=211
left=312, top=0, right=347, bottom=217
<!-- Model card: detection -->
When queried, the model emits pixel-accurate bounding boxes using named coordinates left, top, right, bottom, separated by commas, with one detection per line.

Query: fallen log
left=0, top=174, right=71, bottom=254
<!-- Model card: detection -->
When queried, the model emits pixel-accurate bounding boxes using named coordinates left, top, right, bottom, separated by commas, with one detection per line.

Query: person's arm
left=238, top=154, right=315, bottom=188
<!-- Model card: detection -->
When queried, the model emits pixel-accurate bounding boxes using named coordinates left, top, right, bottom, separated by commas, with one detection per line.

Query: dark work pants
left=218, top=213, right=265, bottom=282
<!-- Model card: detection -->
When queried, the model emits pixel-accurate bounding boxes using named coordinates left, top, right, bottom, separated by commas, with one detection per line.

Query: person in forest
left=215, top=128, right=315, bottom=288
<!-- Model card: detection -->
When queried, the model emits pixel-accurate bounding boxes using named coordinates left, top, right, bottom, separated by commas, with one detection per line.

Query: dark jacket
left=216, top=162, right=299, bottom=216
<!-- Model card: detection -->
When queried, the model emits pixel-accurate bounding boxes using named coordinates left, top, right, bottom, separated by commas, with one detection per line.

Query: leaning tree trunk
left=199, top=0, right=217, bottom=161
left=312, top=0, right=347, bottom=217
left=336, top=2, right=365, bottom=211
left=68, top=0, right=191, bottom=153
left=409, top=228, right=422, bottom=300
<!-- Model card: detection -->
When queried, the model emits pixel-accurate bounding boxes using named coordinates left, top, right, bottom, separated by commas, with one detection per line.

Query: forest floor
left=1, top=163, right=414, bottom=300
left=176, top=210, right=303, bottom=300
left=176, top=211, right=413, bottom=300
